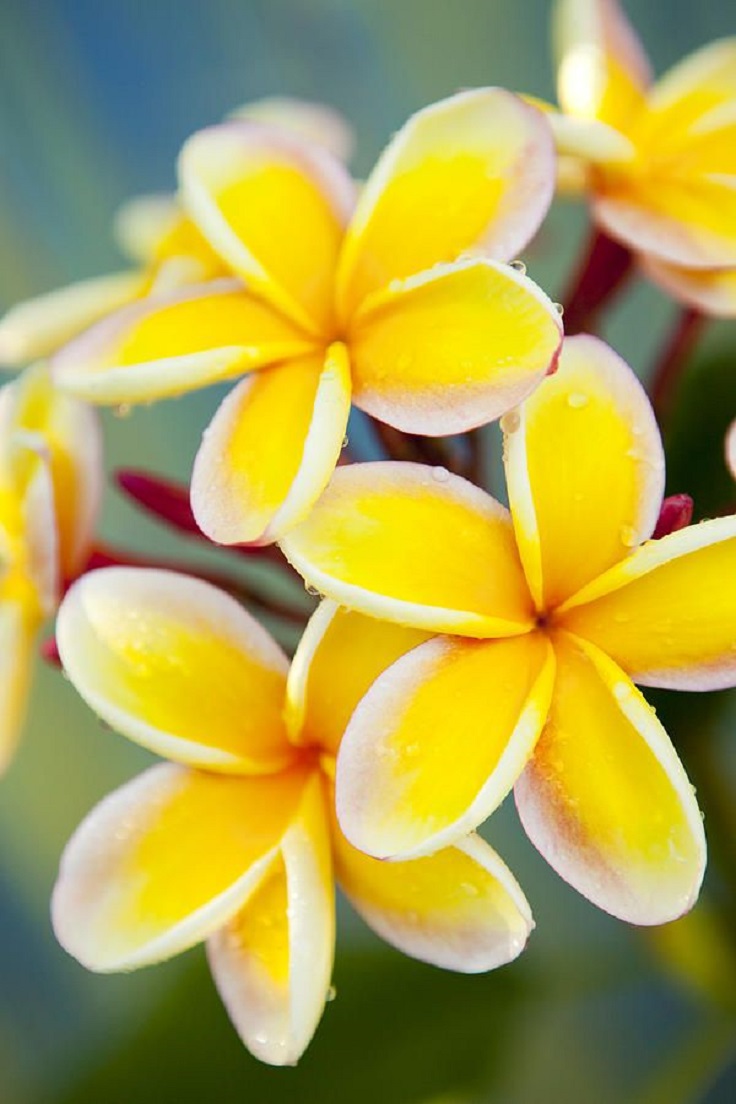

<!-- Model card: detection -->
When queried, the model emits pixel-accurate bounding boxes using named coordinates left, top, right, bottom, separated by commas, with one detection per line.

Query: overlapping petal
left=208, top=772, right=334, bottom=1066
left=229, top=97, right=354, bottom=163
left=57, top=568, right=294, bottom=772
left=641, top=257, right=736, bottom=317
left=191, top=344, right=351, bottom=546
left=348, top=259, right=562, bottom=435
left=179, top=122, right=355, bottom=334
left=53, top=280, right=313, bottom=405
left=0, top=272, right=145, bottom=368
left=516, top=633, right=705, bottom=924
left=336, top=89, right=555, bottom=318
left=52, top=761, right=313, bottom=971
left=557, top=515, right=736, bottom=690
left=286, top=601, right=431, bottom=753
left=282, top=462, right=535, bottom=637
left=0, top=600, right=37, bottom=775
left=503, top=334, right=664, bottom=610
left=333, top=823, right=533, bottom=972
left=336, top=632, right=555, bottom=859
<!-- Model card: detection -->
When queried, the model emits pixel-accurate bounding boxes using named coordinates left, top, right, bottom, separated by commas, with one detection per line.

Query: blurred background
left=1, top=1, right=736, bottom=1101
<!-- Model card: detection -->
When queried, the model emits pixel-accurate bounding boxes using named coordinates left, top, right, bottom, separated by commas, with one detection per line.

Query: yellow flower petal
left=229, top=97, right=354, bottom=163
left=282, top=462, right=535, bottom=637
left=336, top=89, right=555, bottom=319
left=516, top=633, right=705, bottom=924
left=646, top=38, right=736, bottom=128
left=208, top=772, right=334, bottom=1067
left=336, top=632, right=555, bottom=859
left=641, top=257, right=736, bottom=318
left=557, top=515, right=736, bottom=691
left=286, top=600, right=432, bottom=754
left=553, top=0, right=651, bottom=129
left=334, top=823, right=533, bottom=972
left=53, top=280, right=313, bottom=405
left=349, top=259, right=562, bottom=435
left=179, top=122, right=355, bottom=334
left=113, top=193, right=181, bottom=264
left=52, top=761, right=313, bottom=971
left=57, top=567, right=295, bottom=773
left=504, top=335, right=664, bottom=611
left=191, top=344, right=351, bottom=546
left=0, top=428, right=60, bottom=615
left=0, top=600, right=37, bottom=776
left=0, top=272, right=145, bottom=367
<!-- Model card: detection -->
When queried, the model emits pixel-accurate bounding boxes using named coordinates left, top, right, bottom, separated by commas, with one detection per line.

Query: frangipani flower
left=547, top=0, right=736, bottom=315
left=53, top=90, right=562, bottom=546
left=53, top=567, right=533, bottom=1066
left=0, top=100, right=353, bottom=366
left=281, top=333, right=736, bottom=925
left=0, top=363, right=101, bottom=771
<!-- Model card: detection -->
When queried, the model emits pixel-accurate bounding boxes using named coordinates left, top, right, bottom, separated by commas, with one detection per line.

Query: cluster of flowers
left=0, top=0, right=735, bottom=1067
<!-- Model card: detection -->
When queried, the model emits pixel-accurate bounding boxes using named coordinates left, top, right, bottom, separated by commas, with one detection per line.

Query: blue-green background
left=1, top=2, right=736, bottom=1101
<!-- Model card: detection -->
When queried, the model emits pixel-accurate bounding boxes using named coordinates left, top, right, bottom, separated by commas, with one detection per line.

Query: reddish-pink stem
left=562, top=227, right=634, bottom=335
left=649, top=307, right=704, bottom=423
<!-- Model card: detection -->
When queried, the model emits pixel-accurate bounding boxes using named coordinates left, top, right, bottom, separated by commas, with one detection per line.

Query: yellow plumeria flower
left=0, top=100, right=352, bottom=366
left=281, top=333, right=736, bottom=926
left=0, top=363, right=101, bottom=772
left=547, top=0, right=736, bottom=315
left=53, top=567, right=533, bottom=1067
left=52, top=89, right=562, bottom=546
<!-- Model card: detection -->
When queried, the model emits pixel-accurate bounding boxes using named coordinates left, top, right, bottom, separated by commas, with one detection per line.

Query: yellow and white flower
left=53, top=567, right=533, bottom=1066
left=282, top=333, right=736, bottom=926
left=52, top=90, right=562, bottom=545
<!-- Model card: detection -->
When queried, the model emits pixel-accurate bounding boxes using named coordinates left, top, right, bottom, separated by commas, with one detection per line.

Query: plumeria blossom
left=281, top=333, right=736, bottom=925
left=52, top=90, right=562, bottom=546
left=543, top=0, right=736, bottom=315
left=0, top=363, right=101, bottom=772
left=53, top=567, right=533, bottom=1067
left=0, top=100, right=353, bottom=367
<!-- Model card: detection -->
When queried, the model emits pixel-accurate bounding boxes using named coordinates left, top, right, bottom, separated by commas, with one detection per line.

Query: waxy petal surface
left=504, top=335, right=664, bottom=611
left=334, top=825, right=533, bottom=972
left=336, top=632, right=555, bottom=859
left=337, top=89, right=555, bottom=318
left=53, top=280, right=313, bottom=405
left=558, top=515, right=736, bottom=691
left=516, top=634, right=705, bottom=924
left=57, top=568, right=294, bottom=772
left=191, top=345, right=351, bottom=546
left=208, top=773, right=334, bottom=1067
left=179, top=122, right=355, bottom=334
left=349, top=259, right=562, bottom=435
left=52, top=762, right=312, bottom=971
left=282, top=462, right=534, bottom=637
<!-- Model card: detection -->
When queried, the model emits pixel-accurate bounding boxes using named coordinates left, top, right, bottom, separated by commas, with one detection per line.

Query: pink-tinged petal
left=113, top=194, right=180, bottom=264
left=336, top=632, right=555, bottom=859
left=281, top=462, right=535, bottom=638
left=504, top=334, right=664, bottom=610
left=557, top=515, right=736, bottom=691
left=336, top=89, right=555, bottom=319
left=191, top=344, right=351, bottom=546
left=179, top=122, right=355, bottom=334
left=228, top=97, right=355, bottom=163
left=56, top=567, right=295, bottom=772
left=641, top=257, right=736, bottom=318
left=52, top=762, right=313, bottom=971
left=542, top=109, right=636, bottom=164
left=0, top=272, right=145, bottom=368
left=516, top=633, right=705, bottom=925
left=0, top=600, right=37, bottom=776
left=53, top=280, right=313, bottom=405
left=553, top=0, right=651, bottom=129
left=348, top=258, right=562, bottom=436
left=334, top=822, right=533, bottom=972
left=726, top=420, right=736, bottom=479
left=208, top=772, right=334, bottom=1066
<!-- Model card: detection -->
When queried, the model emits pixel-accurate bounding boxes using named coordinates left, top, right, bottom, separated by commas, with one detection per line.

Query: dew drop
left=114, top=403, right=132, bottom=419
left=554, top=302, right=565, bottom=315
left=326, top=985, right=337, bottom=1003
left=500, top=410, right=521, bottom=434
left=305, top=584, right=320, bottom=597
left=620, top=524, right=637, bottom=547
left=432, top=466, right=450, bottom=483
left=510, top=260, right=527, bottom=275
left=566, top=392, right=588, bottom=409
left=341, top=435, right=349, bottom=449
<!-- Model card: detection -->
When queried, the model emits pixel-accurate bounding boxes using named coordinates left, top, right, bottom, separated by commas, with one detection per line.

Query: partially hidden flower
left=52, top=89, right=562, bottom=545
left=53, top=567, right=533, bottom=1066
left=0, top=100, right=353, bottom=366
left=281, top=333, right=736, bottom=925
left=544, top=0, right=736, bottom=315
left=0, top=363, right=101, bottom=771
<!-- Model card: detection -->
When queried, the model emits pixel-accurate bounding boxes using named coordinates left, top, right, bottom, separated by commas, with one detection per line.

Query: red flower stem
left=561, top=226, right=634, bottom=335
left=86, top=543, right=312, bottom=626
left=649, top=307, right=705, bottom=424
left=373, top=420, right=466, bottom=474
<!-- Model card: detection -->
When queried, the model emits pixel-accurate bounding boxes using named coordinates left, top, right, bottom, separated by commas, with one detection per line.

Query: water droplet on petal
left=554, top=302, right=565, bottom=315
left=305, top=584, right=320, bottom=597
left=500, top=410, right=521, bottom=434
left=114, top=403, right=132, bottom=419
left=432, top=466, right=450, bottom=483
left=326, top=985, right=337, bottom=1002
left=341, top=435, right=349, bottom=449
left=510, top=260, right=527, bottom=275
left=567, top=392, right=588, bottom=409
left=620, top=524, right=637, bottom=547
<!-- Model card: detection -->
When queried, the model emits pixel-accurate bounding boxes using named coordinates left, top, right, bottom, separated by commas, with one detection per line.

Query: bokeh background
left=1, top=1, right=736, bottom=1101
